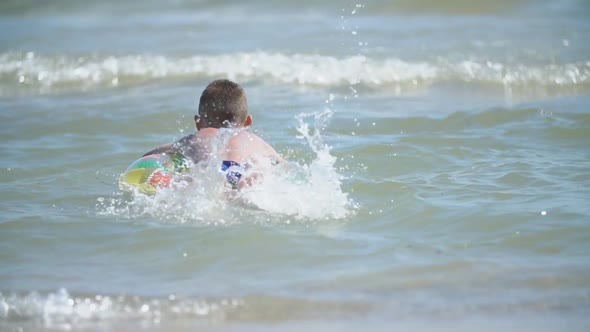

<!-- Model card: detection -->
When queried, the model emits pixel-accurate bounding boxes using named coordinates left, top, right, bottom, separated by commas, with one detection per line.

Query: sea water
left=0, top=0, right=589, bottom=331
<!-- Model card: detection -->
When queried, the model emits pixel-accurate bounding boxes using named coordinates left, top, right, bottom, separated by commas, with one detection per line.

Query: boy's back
left=174, top=128, right=282, bottom=166
left=143, top=79, right=283, bottom=188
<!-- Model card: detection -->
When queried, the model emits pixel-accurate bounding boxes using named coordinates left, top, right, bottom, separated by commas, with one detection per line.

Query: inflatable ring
left=119, top=153, right=190, bottom=195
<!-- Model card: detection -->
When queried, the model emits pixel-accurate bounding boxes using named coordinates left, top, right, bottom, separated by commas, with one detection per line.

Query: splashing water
left=98, top=112, right=354, bottom=224
left=237, top=110, right=354, bottom=220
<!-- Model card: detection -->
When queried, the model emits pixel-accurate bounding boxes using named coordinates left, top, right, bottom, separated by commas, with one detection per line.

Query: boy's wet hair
left=198, top=79, right=249, bottom=128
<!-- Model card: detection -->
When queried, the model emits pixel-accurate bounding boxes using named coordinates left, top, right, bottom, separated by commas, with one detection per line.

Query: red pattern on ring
left=149, top=171, right=173, bottom=188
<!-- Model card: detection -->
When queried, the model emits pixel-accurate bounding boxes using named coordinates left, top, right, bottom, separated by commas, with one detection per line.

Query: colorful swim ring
left=119, top=153, right=191, bottom=195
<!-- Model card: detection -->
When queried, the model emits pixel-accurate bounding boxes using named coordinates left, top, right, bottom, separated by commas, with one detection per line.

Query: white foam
left=236, top=110, right=353, bottom=220
left=2, top=52, right=588, bottom=95
left=0, top=288, right=243, bottom=329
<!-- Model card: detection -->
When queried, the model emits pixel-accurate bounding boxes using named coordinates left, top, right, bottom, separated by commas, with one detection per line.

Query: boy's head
left=195, top=79, right=252, bottom=129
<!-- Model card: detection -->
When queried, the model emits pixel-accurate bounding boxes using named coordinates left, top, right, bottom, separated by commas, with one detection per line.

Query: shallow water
left=1, top=0, right=590, bottom=331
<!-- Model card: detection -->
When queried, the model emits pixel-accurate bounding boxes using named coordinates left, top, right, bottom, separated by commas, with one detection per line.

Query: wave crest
left=1, top=51, right=588, bottom=95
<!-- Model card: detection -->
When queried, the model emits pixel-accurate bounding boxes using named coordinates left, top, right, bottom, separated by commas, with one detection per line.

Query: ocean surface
left=1, top=0, right=589, bottom=331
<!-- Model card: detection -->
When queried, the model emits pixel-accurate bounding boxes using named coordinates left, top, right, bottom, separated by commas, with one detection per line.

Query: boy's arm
left=142, top=143, right=176, bottom=157
left=142, top=134, right=195, bottom=157
left=262, top=140, right=286, bottom=164
left=272, top=150, right=286, bottom=164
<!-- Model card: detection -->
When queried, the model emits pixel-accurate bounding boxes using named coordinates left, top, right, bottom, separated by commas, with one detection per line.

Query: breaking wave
left=0, top=288, right=243, bottom=331
left=1, top=51, right=588, bottom=96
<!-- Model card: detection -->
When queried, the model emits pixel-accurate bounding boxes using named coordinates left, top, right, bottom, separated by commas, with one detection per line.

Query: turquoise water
left=1, top=1, right=590, bottom=331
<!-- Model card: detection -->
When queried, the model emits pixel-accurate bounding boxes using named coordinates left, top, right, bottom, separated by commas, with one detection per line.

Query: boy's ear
left=194, top=115, right=202, bottom=130
left=244, top=114, right=253, bottom=127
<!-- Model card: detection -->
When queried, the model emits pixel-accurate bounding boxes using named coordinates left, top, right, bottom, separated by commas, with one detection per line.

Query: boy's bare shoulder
left=229, top=131, right=271, bottom=148
left=232, top=130, right=284, bottom=163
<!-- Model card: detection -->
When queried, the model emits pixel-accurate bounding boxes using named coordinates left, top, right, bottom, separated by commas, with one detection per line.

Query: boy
left=143, top=79, right=284, bottom=188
